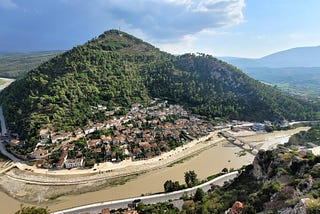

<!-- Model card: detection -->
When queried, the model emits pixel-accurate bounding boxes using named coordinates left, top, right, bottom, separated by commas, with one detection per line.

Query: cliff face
left=249, top=147, right=320, bottom=213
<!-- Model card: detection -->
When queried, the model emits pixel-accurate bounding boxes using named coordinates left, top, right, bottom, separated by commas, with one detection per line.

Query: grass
left=207, top=172, right=224, bottom=181
left=235, top=150, right=247, bottom=157
left=106, top=174, right=139, bottom=187
left=47, top=174, right=139, bottom=201
left=167, top=153, right=199, bottom=167
left=0, top=79, right=6, bottom=86
left=48, top=193, right=66, bottom=200
left=0, top=51, right=62, bottom=78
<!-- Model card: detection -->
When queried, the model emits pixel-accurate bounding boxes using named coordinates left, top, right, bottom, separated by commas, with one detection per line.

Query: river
left=0, top=140, right=254, bottom=213
left=0, top=127, right=309, bottom=213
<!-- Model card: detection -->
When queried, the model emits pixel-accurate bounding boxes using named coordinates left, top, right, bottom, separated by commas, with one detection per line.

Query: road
left=0, top=106, right=7, bottom=135
left=0, top=106, right=23, bottom=163
left=53, top=171, right=238, bottom=214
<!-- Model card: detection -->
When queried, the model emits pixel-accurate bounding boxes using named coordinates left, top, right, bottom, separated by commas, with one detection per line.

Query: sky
left=1, top=0, right=320, bottom=58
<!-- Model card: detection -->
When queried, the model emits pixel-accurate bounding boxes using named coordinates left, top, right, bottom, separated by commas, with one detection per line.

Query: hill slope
left=0, top=51, right=63, bottom=78
left=0, top=30, right=319, bottom=149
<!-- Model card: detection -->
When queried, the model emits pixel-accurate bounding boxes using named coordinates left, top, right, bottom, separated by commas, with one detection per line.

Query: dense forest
left=0, top=51, right=62, bottom=78
left=0, top=30, right=319, bottom=149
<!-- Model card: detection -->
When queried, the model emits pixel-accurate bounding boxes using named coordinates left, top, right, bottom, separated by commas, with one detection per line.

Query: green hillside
left=0, top=30, right=319, bottom=149
left=0, top=51, right=63, bottom=78
left=243, top=67, right=320, bottom=100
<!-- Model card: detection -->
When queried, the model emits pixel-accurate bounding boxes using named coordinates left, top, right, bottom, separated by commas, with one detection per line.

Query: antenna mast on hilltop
left=118, top=27, right=123, bottom=36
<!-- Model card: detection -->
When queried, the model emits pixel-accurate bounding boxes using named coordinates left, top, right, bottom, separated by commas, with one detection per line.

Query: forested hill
left=0, top=30, right=319, bottom=147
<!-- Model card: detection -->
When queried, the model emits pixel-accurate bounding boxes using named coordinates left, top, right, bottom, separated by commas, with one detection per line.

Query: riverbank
left=0, top=126, right=308, bottom=213
left=0, top=133, right=245, bottom=213
left=0, top=78, right=15, bottom=91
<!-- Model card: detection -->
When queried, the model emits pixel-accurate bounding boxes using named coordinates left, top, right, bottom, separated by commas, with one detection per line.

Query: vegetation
left=288, top=124, right=320, bottom=146
left=163, top=170, right=200, bottom=192
left=0, top=30, right=319, bottom=152
left=164, top=180, right=184, bottom=192
left=243, top=67, right=320, bottom=101
left=15, top=205, right=50, bottom=214
left=184, top=170, right=199, bottom=188
left=0, top=51, right=62, bottom=79
left=121, top=147, right=320, bottom=213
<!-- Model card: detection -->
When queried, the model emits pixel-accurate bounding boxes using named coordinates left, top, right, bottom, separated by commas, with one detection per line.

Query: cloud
left=0, top=0, right=17, bottom=9
left=62, top=0, right=245, bottom=41
left=157, top=34, right=198, bottom=54
left=0, top=0, right=245, bottom=52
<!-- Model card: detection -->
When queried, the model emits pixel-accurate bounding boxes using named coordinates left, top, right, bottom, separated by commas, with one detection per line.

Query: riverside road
left=53, top=171, right=238, bottom=214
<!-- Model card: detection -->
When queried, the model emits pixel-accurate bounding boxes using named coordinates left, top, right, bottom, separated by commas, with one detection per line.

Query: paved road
left=53, top=171, right=239, bottom=214
left=0, top=106, right=24, bottom=163
left=0, top=106, right=7, bottom=135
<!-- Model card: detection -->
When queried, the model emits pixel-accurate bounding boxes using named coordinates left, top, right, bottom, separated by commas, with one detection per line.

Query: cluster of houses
left=0, top=133, right=22, bottom=149
left=32, top=101, right=215, bottom=169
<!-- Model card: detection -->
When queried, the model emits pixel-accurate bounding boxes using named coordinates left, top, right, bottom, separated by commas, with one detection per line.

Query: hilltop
left=0, top=30, right=319, bottom=154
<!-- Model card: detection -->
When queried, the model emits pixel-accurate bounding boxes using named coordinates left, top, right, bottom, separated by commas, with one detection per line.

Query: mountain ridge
left=220, top=45, right=320, bottom=68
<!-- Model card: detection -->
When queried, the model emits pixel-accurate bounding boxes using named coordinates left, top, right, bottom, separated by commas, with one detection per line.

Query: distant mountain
left=0, top=30, right=319, bottom=150
left=0, top=51, right=64, bottom=78
left=220, top=46, right=320, bottom=68
left=220, top=46, right=320, bottom=99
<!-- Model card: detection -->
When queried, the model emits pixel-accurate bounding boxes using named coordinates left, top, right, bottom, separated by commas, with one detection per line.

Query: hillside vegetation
left=289, top=124, right=320, bottom=146
left=125, top=147, right=320, bottom=213
left=0, top=51, right=62, bottom=78
left=0, top=30, right=319, bottom=149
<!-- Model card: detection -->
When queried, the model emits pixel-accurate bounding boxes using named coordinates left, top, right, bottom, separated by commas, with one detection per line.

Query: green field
left=243, top=67, right=320, bottom=100
left=0, top=51, right=63, bottom=78
left=0, top=79, right=6, bottom=86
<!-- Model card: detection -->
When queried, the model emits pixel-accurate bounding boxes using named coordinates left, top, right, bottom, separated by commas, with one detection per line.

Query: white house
left=64, top=158, right=84, bottom=169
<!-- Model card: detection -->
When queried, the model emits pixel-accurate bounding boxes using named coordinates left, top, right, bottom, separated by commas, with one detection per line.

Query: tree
left=222, top=167, right=228, bottom=173
left=164, top=180, right=181, bottom=192
left=15, top=205, right=50, bottom=214
left=194, top=188, right=205, bottom=202
left=185, top=170, right=198, bottom=187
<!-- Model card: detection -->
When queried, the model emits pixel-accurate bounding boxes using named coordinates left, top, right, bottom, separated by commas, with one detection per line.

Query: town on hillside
left=1, top=99, right=299, bottom=170
left=2, top=100, right=217, bottom=169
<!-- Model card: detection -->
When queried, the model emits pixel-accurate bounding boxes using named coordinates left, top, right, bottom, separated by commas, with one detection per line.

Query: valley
left=0, top=126, right=309, bottom=213
left=0, top=30, right=319, bottom=213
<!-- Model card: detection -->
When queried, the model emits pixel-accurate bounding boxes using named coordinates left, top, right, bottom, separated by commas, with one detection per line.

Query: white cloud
left=0, top=0, right=17, bottom=9
left=157, top=34, right=198, bottom=54
left=61, top=0, right=245, bottom=41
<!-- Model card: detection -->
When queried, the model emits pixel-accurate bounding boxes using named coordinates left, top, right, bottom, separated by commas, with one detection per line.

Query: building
left=56, top=150, right=68, bottom=169
left=9, top=138, right=21, bottom=147
left=309, top=146, right=320, bottom=156
left=64, top=158, right=84, bottom=169
left=252, top=123, right=265, bottom=131
left=30, top=149, right=48, bottom=159
left=39, top=128, right=51, bottom=143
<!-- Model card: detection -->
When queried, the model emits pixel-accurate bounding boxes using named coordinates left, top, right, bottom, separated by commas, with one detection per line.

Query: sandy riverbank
left=0, top=78, right=15, bottom=91
left=15, top=129, right=226, bottom=177
left=235, top=127, right=310, bottom=150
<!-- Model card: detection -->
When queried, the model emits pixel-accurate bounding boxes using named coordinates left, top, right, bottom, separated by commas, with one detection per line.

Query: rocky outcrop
left=280, top=198, right=310, bottom=214
left=311, top=163, right=320, bottom=177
